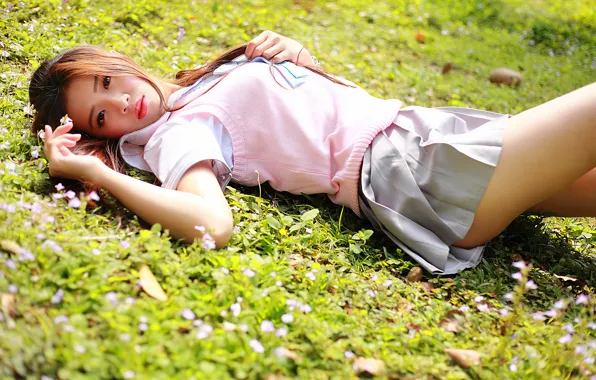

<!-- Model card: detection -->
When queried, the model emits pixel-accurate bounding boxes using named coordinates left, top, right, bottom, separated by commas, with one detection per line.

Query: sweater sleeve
left=142, top=114, right=233, bottom=191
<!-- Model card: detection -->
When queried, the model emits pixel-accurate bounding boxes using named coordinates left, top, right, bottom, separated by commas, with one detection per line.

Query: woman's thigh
left=453, top=82, right=596, bottom=248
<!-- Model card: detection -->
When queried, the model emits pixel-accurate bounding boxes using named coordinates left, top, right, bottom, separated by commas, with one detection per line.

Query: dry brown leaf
left=353, top=357, right=385, bottom=375
left=139, top=265, right=168, bottom=302
left=445, top=348, right=482, bottom=368
left=396, top=300, right=415, bottom=315
left=511, top=253, right=524, bottom=262
left=489, top=68, right=523, bottom=86
left=287, top=254, right=304, bottom=267
left=441, top=63, right=452, bottom=74
left=406, top=267, right=423, bottom=283
left=439, top=319, right=461, bottom=333
left=415, top=31, right=426, bottom=43
left=276, top=347, right=302, bottom=361
left=421, top=282, right=434, bottom=292
left=554, top=274, right=577, bottom=282
left=1, top=293, right=16, bottom=318
left=1, top=240, right=21, bottom=255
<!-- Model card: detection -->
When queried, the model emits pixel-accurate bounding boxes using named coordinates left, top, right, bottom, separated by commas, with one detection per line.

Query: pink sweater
left=173, top=62, right=401, bottom=216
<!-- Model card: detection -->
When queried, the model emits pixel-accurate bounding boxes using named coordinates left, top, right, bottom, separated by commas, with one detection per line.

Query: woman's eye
left=103, top=76, right=111, bottom=89
left=97, top=110, right=105, bottom=127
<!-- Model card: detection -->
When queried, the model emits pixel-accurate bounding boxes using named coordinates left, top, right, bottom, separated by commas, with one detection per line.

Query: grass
left=1, top=0, right=595, bottom=378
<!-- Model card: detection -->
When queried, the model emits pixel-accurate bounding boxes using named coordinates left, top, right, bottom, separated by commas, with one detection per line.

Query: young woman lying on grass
left=28, top=31, right=596, bottom=274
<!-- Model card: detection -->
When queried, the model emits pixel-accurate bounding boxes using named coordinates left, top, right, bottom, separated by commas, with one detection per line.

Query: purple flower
left=345, top=350, right=355, bottom=358
left=105, top=291, right=119, bottom=305
left=281, top=313, right=294, bottom=324
left=261, top=320, right=275, bottom=333
left=512, top=261, right=526, bottom=269
left=274, top=347, right=286, bottom=358
left=51, top=288, right=64, bottom=304
left=230, top=303, right=241, bottom=316
left=177, top=27, right=185, bottom=42
left=88, top=191, right=100, bottom=201
left=544, top=309, right=557, bottom=318
left=459, top=305, right=470, bottom=312
left=558, top=334, right=572, bottom=344
left=4, top=259, right=16, bottom=269
left=525, top=280, right=538, bottom=290
left=68, top=197, right=81, bottom=208
left=576, top=294, right=589, bottom=305
left=503, top=293, right=514, bottom=301
left=512, top=272, right=523, bottom=281
left=585, top=357, right=594, bottom=365
left=249, top=338, right=265, bottom=353
left=276, top=327, right=287, bottom=337
left=120, top=240, right=130, bottom=249
left=477, top=304, right=489, bottom=312
left=181, top=308, right=196, bottom=320
left=74, top=344, right=86, bottom=353
left=243, top=268, right=255, bottom=278
left=554, top=300, right=566, bottom=309
left=91, top=249, right=101, bottom=256
left=300, top=304, right=312, bottom=313
left=202, top=233, right=216, bottom=251
left=31, top=150, right=39, bottom=159
left=499, top=308, right=510, bottom=316
left=54, top=315, right=69, bottom=324
left=382, top=279, right=393, bottom=287
left=474, top=296, right=484, bottom=303
left=8, top=284, right=17, bottom=293
left=305, top=271, right=316, bottom=281
left=55, top=183, right=65, bottom=191
left=575, top=345, right=586, bottom=355
left=19, top=248, right=34, bottom=261
left=563, top=323, right=575, bottom=333
left=65, top=190, right=76, bottom=199
left=509, top=356, right=519, bottom=372
left=196, top=324, right=213, bottom=339
left=531, top=312, right=545, bottom=321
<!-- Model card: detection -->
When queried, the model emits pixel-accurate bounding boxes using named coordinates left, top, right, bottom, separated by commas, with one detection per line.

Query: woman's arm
left=245, top=30, right=318, bottom=66
left=93, top=161, right=233, bottom=247
left=44, top=123, right=233, bottom=247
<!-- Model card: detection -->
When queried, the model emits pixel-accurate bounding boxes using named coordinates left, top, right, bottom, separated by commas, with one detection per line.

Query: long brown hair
left=29, top=43, right=349, bottom=189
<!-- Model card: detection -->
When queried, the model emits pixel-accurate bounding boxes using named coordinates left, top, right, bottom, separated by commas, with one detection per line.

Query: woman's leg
left=453, top=82, right=596, bottom=249
left=526, top=167, right=596, bottom=216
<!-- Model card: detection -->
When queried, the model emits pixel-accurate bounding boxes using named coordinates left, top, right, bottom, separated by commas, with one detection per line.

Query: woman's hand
left=43, top=123, right=105, bottom=182
left=245, top=30, right=315, bottom=65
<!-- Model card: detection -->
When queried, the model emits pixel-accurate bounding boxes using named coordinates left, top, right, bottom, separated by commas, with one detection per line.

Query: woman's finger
left=52, top=123, right=74, bottom=138
left=59, top=145, right=73, bottom=157
left=262, top=44, right=285, bottom=60
left=44, top=125, right=54, bottom=140
left=270, top=51, right=292, bottom=64
left=251, top=37, right=277, bottom=59
left=246, top=31, right=272, bottom=58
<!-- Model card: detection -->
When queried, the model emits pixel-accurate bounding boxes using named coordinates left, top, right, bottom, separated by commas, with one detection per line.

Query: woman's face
left=64, top=75, right=165, bottom=139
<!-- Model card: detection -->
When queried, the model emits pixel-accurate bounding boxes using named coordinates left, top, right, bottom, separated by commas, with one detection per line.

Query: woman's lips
left=135, top=96, right=148, bottom=119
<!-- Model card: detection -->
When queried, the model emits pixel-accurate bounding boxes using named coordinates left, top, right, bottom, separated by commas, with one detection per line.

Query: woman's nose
left=111, top=94, right=130, bottom=114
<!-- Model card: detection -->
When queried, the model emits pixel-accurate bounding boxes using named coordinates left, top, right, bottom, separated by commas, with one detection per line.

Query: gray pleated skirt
left=359, top=106, right=510, bottom=274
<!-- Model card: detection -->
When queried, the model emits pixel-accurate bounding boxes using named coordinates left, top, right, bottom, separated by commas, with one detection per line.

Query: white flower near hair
left=60, top=114, right=72, bottom=125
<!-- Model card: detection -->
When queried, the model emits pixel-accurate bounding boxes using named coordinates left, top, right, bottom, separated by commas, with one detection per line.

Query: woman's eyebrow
left=87, top=76, right=98, bottom=129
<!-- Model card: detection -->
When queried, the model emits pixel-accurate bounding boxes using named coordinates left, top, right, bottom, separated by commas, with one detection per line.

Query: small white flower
left=305, top=228, right=312, bottom=234
left=88, top=191, right=100, bottom=201
left=531, top=312, right=545, bottom=321
left=120, top=333, right=131, bottom=342
left=344, top=350, right=355, bottom=358
left=563, top=323, right=575, bottom=333
left=243, top=268, right=255, bottom=278
left=181, top=308, right=196, bottom=321
left=65, top=190, right=76, bottom=199
left=68, top=197, right=81, bottom=208
left=382, top=279, right=393, bottom=287
left=584, top=357, right=594, bottom=365
left=499, top=308, right=509, bottom=316
left=575, top=345, right=586, bottom=355
left=54, top=315, right=69, bottom=324
left=74, top=344, right=86, bottom=353
left=239, top=324, right=249, bottom=332
left=31, top=150, right=39, bottom=159
left=554, top=300, right=566, bottom=309
left=276, top=280, right=283, bottom=287
left=525, top=280, right=538, bottom=290
left=477, top=304, right=489, bottom=312
left=474, top=296, right=484, bottom=303
left=138, top=323, right=148, bottom=332
left=458, top=305, right=470, bottom=312
left=91, top=249, right=101, bottom=256
left=139, top=316, right=148, bottom=324
left=512, top=261, right=526, bottom=269
left=123, top=370, right=135, bottom=379
left=261, top=320, right=275, bottom=333
left=558, top=334, right=572, bottom=344
left=305, top=271, right=316, bottom=281
left=249, top=338, right=265, bottom=353
left=587, top=321, right=596, bottom=330
left=512, top=272, right=523, bottom=281
left=276, top=327, right=287, bottom=337
left=269, top=272, right=276, bottom=277
left=300, top=304, right=312, bottom=313
left=281, top=313, right=294, bottom=324
left=223, top=321, right=236, bottom=331
left=230, top=303, right=241, bottom=317
left=55, top=183, right=65, bottom=191
left=221, top=267, right=229, bottom=275
left=220, top=310, right=228, bottom=317
left=576, top=294, right=589, bottom=305
left=274, top=347, right=286, bottom=358
left=509, top=356, right=518, bottom=372
left=544, top=309, right=557, bottom=318
left=196, top=324, right=213, bottom=340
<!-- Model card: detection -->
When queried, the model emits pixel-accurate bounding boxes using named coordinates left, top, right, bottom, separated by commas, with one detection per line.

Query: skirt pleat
left=359, top=106, right=510, bottom=274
